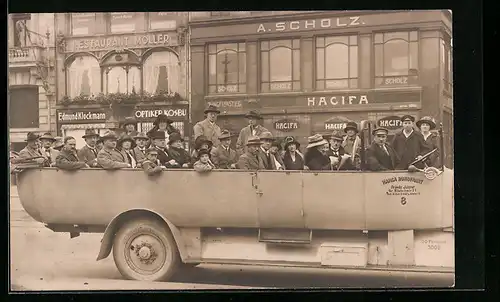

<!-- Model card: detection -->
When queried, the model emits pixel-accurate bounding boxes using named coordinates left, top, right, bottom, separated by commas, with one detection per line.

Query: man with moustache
left=17, top=132, right=46, bottom=166
left=55, top=137, right=89, bottom=170
left=78, top=129, right=101, bottom=168
left=193, top=105, right=222, bottom=147
left=96, top=131, right=131, bottom=170
left=236, top=110, right=269, bottom=155
left=131, top=132, right=149, bottom=168
left=39, top=132, right=59, bottom=167
left=366, top=127, right=399, bottom=171
left=236, top=136, right=266, bottom=170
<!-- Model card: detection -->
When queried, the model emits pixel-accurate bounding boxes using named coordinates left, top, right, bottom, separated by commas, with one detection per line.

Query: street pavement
left=9, top=186, right=454, bottom=291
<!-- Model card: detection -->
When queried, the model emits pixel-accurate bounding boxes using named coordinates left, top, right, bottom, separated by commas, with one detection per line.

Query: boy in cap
left=210, top=130, right=238, bottom=169
left=142, top=147, right=166, bottom=176
left=236, top=136, right=266, bottom=170
left=391, top=115, right=428, bottom=169
left=78, top=129, right=101, bottom=168
left=193, top=147, right=216, bottom=172
left=193, top=105, right=222, bottom=147
left=366, top=127, right=399, bottom=171
left=96, top=131, right=131, bottom=170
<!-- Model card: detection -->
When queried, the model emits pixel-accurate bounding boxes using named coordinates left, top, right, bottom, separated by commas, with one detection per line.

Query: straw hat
left=306, top=134, right=329, bottom=149
left=416, top=116, right=437, bottom=130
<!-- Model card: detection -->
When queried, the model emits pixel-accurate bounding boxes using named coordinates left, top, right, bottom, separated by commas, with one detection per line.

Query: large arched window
left=102, top=52, right=141, bottom=94
left=67, top=55, right=101, bottom=98
left=142, top=51, right=180, bottom=94
left=374, top=31, right=419, bottom=87
left=261, top=39, right=300, bottom=92
left=208, top=43, right=246, bottom=94
left=316, top=36, right=358, bottom=90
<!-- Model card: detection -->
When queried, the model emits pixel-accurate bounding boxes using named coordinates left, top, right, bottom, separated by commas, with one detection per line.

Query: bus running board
left=258, top=228, right=312, bottom=244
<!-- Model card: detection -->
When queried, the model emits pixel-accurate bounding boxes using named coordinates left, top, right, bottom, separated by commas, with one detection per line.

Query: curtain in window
left=68, top=56, right=101, bottom=97
left=143, top=51, right=180, bottom=94
left=107, top=67, right=127, bottom=94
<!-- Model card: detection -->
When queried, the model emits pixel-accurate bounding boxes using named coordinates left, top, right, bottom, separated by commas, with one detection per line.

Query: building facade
left=189, top=10, right=453, bottom=167
left=53, top=12, right=190, bottom=148
left=8, top=13, right=57, bottom=152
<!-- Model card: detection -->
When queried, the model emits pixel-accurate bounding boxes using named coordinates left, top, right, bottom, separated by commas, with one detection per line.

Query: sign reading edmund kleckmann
left=57, top=111, right=107, bottom=123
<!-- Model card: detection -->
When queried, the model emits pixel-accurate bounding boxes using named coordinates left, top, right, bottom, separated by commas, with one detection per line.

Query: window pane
left=71, top=13, right=95, bottom=35
left=383, top=40, right=409, bottom=76
left=293, top=49, right=300, bottom=81
left=128, top=67, right=141, bottom=93
left=217, top=50, right=238, bottom=84
left=67, top=56, right=101, bottom=98
left=316, top=37, right=325, bottom=48
left=326, top=79, right=348, bottom=89
left=261, top=51, right=269, bottom=82
left=384, top=32, right=408, bottom=42
left=326, top=36, right=349, bottom=45
left=349, top=46, right=358, bottom=78
left=270, top=40, right=291, bottom=49
left=374, top=45, right=383, bottom=76
left=219, top=43, right=237, bottom=52
left=316, top=48, right=325, bottom=79
left=269, top=47, right=292, bottom=82
left=325, top=44, right=348, bottom=79
left=110, top=12, right=136, bottom=33
left=239, top=52, right=246, bottom=83
left=409, top=41, right=418, bottom=70
left=149, top=12, right=177, bottom=30
left=143, top=51, right=180, bottom=94
left=107, top=67, right=127, bottom=93
left=208, top=54, right=216, bottom=85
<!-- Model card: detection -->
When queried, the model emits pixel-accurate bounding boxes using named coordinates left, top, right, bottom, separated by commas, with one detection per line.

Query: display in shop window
left=60, top=90, right=185, bottom=106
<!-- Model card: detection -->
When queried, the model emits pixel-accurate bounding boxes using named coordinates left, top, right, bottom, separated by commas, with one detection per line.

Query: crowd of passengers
left=11, top=104, right=440, bottom=175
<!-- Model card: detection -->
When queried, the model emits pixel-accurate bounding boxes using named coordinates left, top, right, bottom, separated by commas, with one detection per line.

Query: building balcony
left=8, top=46, right=46, bottom=68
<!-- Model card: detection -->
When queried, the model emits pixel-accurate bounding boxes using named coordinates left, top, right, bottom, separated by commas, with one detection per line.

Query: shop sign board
left=57, top=109, right=108, bottom=124
left=274, top=119, right=300, bottom=132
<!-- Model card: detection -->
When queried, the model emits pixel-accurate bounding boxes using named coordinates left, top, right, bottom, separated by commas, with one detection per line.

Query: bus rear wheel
left=112, top=218, right=180, bottom=282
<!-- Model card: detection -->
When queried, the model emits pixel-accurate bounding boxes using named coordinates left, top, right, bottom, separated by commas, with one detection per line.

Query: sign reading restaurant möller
left=68, top=31, right=179, bottom=52
left=57, top=109, right=108, bottom=124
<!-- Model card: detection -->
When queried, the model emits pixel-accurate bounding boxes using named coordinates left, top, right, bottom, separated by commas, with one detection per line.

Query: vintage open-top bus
left=11, top=121, right=454, bottom=282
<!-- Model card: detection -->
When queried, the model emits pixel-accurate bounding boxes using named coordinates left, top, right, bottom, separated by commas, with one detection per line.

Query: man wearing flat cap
left=236, top=136, right=266, bottom=170
left=210, top=130, right=238, bottom=169
left=17, top=132, right=46, bottom=166
left=366, top=128, right=399, bottom=171
left=96, top=131, right=131, bottom=170
left=193, top=105, right=222, bottom=147
left=391, top=115, right=429, bottom=170
left=236, top=110, right=269, bottom=155
left=78, top=129, right=101, bottom=168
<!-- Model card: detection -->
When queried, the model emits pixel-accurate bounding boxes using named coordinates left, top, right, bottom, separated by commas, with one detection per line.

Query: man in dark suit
left=257, top=131, right=282, bottom=170
left=55, top=136, right=89, bottom=170
left=391, top=115, right=428, bottom=170
left=78, top=129, right=100, bottom=168
left=211, top=130, right=238, bottom=169
left=366, top=127, right=399, bottom=171
left=237, top=136, right=266, bottom=170
left=149, top=131, right=170, bottom=166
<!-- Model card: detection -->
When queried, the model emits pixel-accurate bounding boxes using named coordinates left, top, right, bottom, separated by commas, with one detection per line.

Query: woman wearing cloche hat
left=282, top=136, right=305, bottom=170
left=416, top=116, right=440, bottom=167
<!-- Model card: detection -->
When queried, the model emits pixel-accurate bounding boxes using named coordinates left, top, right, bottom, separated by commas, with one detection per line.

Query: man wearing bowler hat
left=236, top=136, right=266, bottom=170
left=193, top=104, right=222, bottom=147
left=211, top=130, right=238, bottom=169
left=131, top=132, right=149, bottom=168
left=96, top=131, right=131, bottom=170
left=18, top=132, right=46, bottom=166
left=367, top=127, right=399, bottom=171
left=78, top=129, right=101, bottom=168
left=391, top=115, right=428, bottom=170
left=150, top=131, right=170, bottom=166
left=39, top=132, right=59, bottom=167
left=236, top=110, right=269, bottom=155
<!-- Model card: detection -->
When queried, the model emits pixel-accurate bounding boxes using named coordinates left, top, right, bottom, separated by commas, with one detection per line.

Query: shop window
left=441, top=40, right=453, bottom=92
left=374, top=31, right=419, bottom=87
left=66, top=56, right=101, bottom=98
left=71, top=13, right=97, bottom=36
left=9, top=86, right=39, bottom=128
left=12, top=14, right=30, bottom=47
left=104, top=66, right=141, bottom=94
left=261, top=39, right=300, bottom=92
left=109, top=12, right=136, bottom=33
left=143, top=51, right=180, bottom=94
left=148, top=12, right=179, bottom=30
left=208, top=43, right=246, bottom=94
left=316, top=35, right=358, bottom=90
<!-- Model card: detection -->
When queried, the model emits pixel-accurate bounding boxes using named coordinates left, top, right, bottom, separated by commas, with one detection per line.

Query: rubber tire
left=112, top=217, right=180, bottom=282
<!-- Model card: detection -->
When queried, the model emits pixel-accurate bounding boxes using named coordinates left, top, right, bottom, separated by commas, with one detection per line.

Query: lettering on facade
left=274, top=119, right=299, bottom=132
left=325, top=122, right=347, bottom=131
left=307, top=95, right=369, bottom=107
left=72, top=33, right=174, bottom=51
left=135, top=109, right=187, bottom=119
left=207, top=100, right=243, bottom=108
left=257, top=16, right=363, bottom=33
left=382, top=178, right=424, bottom=199
left=58, top=111, right=107, bottom=122
left=383, top=76, right=409, bottom=86
left=377, top=116, right=403, bottom=130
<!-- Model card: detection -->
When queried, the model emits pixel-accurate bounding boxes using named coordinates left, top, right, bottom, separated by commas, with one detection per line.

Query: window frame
left=65, top=55, right=103, bottom=97
left=259, top=38, right=301, bottom=93
left=108, top=12, right=137, bottom=34
left=70, top=13, right=98, bottom=36
left=8, top=85, right=40, bottom=128
left=147, top=12, right=181, bottom=31
left=373, top=30, right=420, bottom=88
left=207, top=42, right=247, bottom=95
left=314, top=34, right=360, bottom=91
left=442, top=38, right=453, bottom=93
left=141, top=50, right=182, bottom=95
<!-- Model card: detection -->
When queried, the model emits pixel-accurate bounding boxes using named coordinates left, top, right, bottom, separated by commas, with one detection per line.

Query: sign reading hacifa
left=274, top=119, right=299, bottom=132
left=58, top=111, right=107, bottom=122
left=307, top=95, right=369, bottom=107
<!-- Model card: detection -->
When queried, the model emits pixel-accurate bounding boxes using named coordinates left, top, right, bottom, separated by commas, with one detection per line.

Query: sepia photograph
left=8, top=10, right=454, bottom=291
